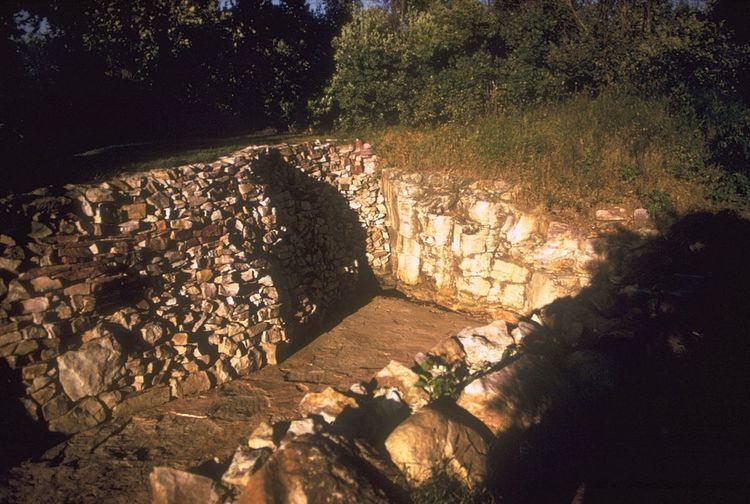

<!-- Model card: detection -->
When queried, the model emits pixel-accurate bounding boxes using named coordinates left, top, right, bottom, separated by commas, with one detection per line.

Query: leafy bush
left=320, top=8, right=406, bottom=129
left=321, top=0, right=501, bottom=128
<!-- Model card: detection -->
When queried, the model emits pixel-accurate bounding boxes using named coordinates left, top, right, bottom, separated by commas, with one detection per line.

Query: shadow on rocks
left=0, top=359, right=65, bottom=475
left=256, top=150, right=383, bottom=362
left=482, top=211, right=750, bottom=503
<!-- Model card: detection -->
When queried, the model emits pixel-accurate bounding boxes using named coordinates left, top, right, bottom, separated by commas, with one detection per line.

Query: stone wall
left=381, top=170, right=652, bottom=320
left=0, top=138, right=654, bottom=435
left=0, top=141, right=390, bottom=433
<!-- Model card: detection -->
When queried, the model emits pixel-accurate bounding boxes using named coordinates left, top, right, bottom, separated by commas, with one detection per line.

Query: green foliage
left=322, top=0, right=501, bottom=128
left=321, top=8, right=406, bottom=129
left=329, top=0, right=750, bottom=198
left=415, top=342, right=521, bottom=401
left=643, top=188, right=675, bottom=219
left=1, top=0, right=353, bottom=178
left=415, top=355, right=467, bottom=401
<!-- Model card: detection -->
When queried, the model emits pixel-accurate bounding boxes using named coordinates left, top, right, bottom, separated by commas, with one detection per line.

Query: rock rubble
left=153, top=316, right=619, bottom=502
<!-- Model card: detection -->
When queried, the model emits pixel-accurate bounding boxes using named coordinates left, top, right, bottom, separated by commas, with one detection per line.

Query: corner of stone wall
left=0, top=140, right=392, bottom=434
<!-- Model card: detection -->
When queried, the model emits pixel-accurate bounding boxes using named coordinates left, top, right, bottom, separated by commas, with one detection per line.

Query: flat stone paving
left=0, top=296, right=482, bottom=504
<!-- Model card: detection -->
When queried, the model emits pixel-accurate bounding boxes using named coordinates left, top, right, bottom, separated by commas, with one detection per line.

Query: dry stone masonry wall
left=0, top=139, right=653, bottom=436
left=0, top=141, right=390, bottom=434
left=381, top=170, right=654, bottom=320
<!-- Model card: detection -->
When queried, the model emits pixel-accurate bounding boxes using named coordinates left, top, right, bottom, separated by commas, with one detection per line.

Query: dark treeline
left=1, top=0, right=750, bottom=191
left=0, top=0, right=353, bottom=171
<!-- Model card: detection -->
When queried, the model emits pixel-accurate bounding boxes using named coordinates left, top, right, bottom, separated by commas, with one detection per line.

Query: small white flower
left=431, top=364, right=448, bottom=377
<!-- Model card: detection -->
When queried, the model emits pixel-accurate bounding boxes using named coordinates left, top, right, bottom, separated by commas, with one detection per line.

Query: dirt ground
left=0, top=295, right=481, bottom=504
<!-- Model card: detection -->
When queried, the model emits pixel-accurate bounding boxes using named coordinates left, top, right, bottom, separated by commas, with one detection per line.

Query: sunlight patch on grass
left=74, top=130, right=319, bottom=182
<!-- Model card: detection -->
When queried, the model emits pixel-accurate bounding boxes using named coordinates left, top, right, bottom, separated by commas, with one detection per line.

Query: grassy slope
left=71, top=130, right=319, bottom=181
left=369, top=93, right=746, bottom=221
left=5, top=130, right=319, bottom=195
left=31, top=95, right=746, bottom=225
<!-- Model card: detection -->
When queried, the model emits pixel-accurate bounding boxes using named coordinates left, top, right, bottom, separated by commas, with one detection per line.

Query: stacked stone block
left=381, top=170, right=652, bottom=319
left=0, top=141, right=391, bottom=434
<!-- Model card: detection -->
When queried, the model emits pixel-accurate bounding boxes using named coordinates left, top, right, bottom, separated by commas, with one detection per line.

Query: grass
left=368, top=92, right=747, bottom=221
left=409, top=468, right=497, bottom=504
left=73, top=129, right=318, bottom=181
left=5, top=129, right=319, bottom=194
left=24, top=93, right=747, bottom=225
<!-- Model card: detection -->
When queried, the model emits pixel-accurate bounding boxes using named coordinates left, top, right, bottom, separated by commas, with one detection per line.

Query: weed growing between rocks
left=410, top=465, right=496, bottom=504
left=414, top=343, right=522, bottom=402
left=414, top=356, right=467, bottom=401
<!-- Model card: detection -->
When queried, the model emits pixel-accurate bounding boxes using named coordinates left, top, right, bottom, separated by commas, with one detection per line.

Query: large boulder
left=457, top=354, right=570, bottom=436
left=384, top=403, right=491, bottom=486
left=57, top=336, right=123, bottom=401
left=238, top=434, right=397, bottom=504
left=222, top=445, right=272, bottom=488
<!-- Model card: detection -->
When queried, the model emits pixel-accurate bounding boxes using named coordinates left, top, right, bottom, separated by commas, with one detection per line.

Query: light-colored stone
left=57, top=336, right=123, bottom=401
left=374, top=360, right=429, bottom=412
left=423, top=214, right=453, bottom=246
left=506, top=214, right=537, bottom=244
left=459, top=253, right=492, bottom=275
left=455, top=226, right=488, bottom=256
left=455, top=320, right=515, bottom=370
left=490, top=260, right=529, bottom=283
left=456, top=276, right=491, bottom=298
left=525, top=272, right=563, bottom=311
left=298, top=386, right=358, bottom=423
left=396, top=237, right=421, bottom=285
left=385, top=404, right=490, bottom=485
left=468, top=200, right=504, bottom=227
left=499, top=283, right=526, bottom=311
left=247, top=422, right=276, bottom=450
left=221, top=445, right=271, bottom=488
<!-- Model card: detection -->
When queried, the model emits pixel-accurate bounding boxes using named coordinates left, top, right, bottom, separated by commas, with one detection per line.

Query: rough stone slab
left=457, top=354, right=570, bottom=435
left=57, top=336, right=123, bottom=401
left=112, top=385, right=171, bottom=420
left=238, top=434, right=392, bottom=504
